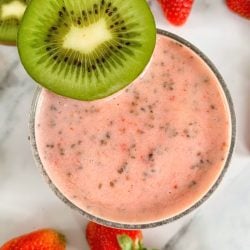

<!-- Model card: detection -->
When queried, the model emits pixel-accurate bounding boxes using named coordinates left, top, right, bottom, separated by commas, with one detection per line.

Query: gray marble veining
left=163, top=166, right=250, bottom=250
left=0, top=1, right=250, bottom=249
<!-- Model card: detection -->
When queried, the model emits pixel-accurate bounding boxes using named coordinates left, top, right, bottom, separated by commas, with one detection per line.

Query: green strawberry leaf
left=117, top=234, right=158, bottom=250
left=117, top=235, right=133, bottom=250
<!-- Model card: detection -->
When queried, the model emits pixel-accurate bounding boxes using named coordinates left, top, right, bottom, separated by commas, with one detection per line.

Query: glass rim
left=29, top=28, right=236, bottom=229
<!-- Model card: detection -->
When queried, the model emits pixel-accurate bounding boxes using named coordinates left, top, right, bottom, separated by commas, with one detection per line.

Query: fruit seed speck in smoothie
left=34, top=34, right=231, bottom=224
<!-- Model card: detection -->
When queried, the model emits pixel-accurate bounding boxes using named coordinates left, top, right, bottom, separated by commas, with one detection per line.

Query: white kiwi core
left=1, top=1, right=26, bottom=20
left=63, top=18, right=112, bottom=54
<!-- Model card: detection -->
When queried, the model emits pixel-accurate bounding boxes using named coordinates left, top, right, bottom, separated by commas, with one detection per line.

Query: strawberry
left=158, top=0, right=194, bottom=26
left=0, top=229, right=66, bottom=250
left=86, top=222, right=145, bottom=250
left=226, top=0, right=250, bottom=19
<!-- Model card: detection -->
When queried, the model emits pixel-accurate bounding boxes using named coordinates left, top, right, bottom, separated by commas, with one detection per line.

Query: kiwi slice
left=18, top=0, right=156, bottom=100
left=0, top=0, right=28, bottom=45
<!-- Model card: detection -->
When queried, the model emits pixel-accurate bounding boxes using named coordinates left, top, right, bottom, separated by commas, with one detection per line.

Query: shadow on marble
left=235, top=62, right=250, bottom=156
left=245, top=69, right=250, bottom=152
left=159, top=162, right=250, bottom=250
left=0, top=60, right=19, bottom=96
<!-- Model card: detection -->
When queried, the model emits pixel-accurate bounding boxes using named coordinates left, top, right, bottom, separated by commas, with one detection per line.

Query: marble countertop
left=0, top=1, right=249, bottom=249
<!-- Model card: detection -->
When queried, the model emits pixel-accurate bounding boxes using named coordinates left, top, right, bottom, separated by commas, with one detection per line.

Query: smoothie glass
left=29, top=29, right=236, bottom=229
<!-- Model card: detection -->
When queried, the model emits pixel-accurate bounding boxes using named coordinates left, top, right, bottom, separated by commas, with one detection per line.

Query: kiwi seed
left=18, top=0, right=156, bottom=100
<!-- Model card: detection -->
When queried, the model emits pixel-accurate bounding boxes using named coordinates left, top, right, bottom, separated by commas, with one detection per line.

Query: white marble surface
left=0, top=1, right=249, bottom=249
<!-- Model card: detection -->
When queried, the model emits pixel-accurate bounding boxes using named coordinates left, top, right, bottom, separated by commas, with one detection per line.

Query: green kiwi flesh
left=18, top=0, right=156, bottom=100
left=0, top=0, right=28, bottom=44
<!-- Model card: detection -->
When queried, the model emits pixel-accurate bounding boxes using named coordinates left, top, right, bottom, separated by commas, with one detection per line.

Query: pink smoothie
left=35, top=34, right=231, bottom=224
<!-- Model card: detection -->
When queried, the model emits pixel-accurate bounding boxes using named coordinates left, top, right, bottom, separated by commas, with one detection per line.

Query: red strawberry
left=158, top=0, right=194, bottom=26
left=0, top=229, right=66, bottom=250
left=226, top=0, right=250, bottom=19
left=86, top=222, right=144, bottom=250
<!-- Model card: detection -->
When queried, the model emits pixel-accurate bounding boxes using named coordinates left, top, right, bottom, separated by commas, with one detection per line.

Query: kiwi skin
left=18, top=0, right=156, bottom=101
left=0, top=41, right=16, bottom=46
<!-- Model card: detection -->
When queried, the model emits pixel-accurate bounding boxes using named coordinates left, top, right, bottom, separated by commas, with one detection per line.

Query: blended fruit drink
left=34, top=34, right=231, bottom=224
